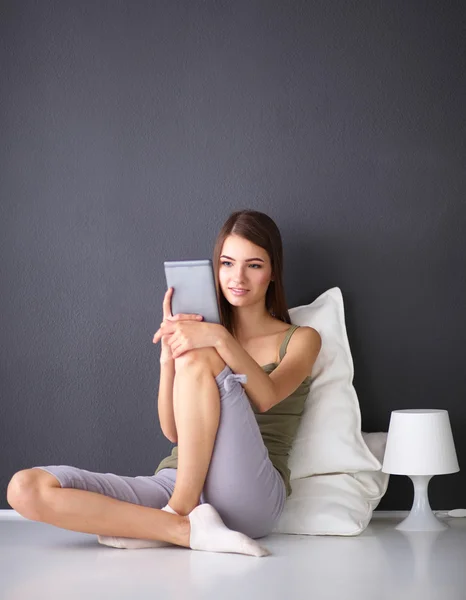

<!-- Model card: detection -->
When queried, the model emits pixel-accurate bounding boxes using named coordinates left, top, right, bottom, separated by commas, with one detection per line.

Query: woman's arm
left=157, top=359, right=178, bottom=443
left=215, top=326, right=321, bottom=413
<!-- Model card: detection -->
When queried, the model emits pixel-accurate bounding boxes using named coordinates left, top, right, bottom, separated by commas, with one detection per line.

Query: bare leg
left=6, top=348, right=225, bottom=547
left=168, top=348, right=225, bottom=516
left=96, top=348, right=225, bottom=549
left=7, top=349, right=271, bottom=557
left=6, top=469, right=190, bottom=546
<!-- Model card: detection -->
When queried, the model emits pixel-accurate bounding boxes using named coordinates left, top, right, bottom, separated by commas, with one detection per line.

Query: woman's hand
left=153, top=288, right=203, bottom=363
left=158, top=319, right=224, bottom=359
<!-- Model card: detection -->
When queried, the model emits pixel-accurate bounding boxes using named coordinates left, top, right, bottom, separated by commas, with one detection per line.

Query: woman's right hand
left=153, top=287, right=203, bottom=363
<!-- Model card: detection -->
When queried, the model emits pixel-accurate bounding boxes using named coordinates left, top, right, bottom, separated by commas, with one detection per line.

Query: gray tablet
left=163, top=259, right=221, bottom=324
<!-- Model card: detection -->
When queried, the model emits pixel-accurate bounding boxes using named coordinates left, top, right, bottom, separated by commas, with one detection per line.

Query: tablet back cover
left=164, top=259, right=221, bottom=324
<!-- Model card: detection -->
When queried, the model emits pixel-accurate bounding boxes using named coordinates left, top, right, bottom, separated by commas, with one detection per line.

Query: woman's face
left=218, top=235, right=273, bottom=308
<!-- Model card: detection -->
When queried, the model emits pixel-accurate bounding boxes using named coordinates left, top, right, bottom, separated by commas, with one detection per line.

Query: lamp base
left=395, top=475, right=448, bottom=532
left=396, top=509, right=448, bottom=532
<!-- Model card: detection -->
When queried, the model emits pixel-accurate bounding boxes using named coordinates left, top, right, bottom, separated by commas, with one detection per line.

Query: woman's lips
left=229, top=288, right=249, bottom=295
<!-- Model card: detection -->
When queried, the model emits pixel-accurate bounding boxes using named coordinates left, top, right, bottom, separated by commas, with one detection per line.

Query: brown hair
left=212, top=210, right=291, bottom=337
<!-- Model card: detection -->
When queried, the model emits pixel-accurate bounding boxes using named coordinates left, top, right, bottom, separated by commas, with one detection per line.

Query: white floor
left=1, top=511, right=466, bottom=600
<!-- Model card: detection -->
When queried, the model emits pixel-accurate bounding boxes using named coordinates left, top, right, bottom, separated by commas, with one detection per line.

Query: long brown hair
left=212, top=210, right=291, bottom=337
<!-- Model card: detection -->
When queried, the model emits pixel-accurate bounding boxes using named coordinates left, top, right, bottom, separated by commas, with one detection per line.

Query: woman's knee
left=7, top=469, right=59, bottom=518
left=175, top=347, right=225, bottom=376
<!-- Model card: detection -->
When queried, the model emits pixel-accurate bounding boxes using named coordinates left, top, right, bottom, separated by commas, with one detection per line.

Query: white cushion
left=352, top=432, right=391, bottom=509
left=288, top=287, right=382, bottom=478
left=273, top=432, right=390, bottom=536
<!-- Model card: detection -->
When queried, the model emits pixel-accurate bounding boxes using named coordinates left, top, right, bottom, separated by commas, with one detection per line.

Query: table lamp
left=382, top=409, right=460, bottom=531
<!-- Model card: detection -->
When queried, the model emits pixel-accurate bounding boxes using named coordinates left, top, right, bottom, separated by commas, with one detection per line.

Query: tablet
left=163, top=259, right=221, bottom=324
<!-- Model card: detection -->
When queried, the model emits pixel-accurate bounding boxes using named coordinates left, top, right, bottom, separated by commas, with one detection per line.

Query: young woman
left=7, top=210, right=321, bottom=557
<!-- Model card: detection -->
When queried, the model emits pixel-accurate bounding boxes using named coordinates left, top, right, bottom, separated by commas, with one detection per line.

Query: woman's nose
left=233, top=266, right=247, bottom=280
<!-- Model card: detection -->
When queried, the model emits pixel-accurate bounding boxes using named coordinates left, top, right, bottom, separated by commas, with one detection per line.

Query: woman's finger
left=162, top=288, right=174, bottom=319
left=171, top=314, right=203, bottom=321
left=154, top=323, right=172, bottom=341
left=154, top=310, right=201, bottom=344
left=160, top=320, right=177, bottom=333
left=171, top=341, right=185, bottom=358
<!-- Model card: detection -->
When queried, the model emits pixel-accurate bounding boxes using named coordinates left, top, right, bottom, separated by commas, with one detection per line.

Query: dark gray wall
left=1, top=1, right=465, bottom=511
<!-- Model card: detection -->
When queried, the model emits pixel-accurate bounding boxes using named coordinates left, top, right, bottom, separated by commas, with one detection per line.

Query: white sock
left=97, top=503, right=179, bottom=549
left=188, top=503, right=270, bottom=557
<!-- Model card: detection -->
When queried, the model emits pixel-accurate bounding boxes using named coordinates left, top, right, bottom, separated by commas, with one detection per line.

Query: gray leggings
left=33, top=364, right=286, bottom=539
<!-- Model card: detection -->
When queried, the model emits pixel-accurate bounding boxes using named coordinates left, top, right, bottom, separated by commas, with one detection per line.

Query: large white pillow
left=288, top=287, right=382, bottom=478
left=273, top=432, right=390, bottom=536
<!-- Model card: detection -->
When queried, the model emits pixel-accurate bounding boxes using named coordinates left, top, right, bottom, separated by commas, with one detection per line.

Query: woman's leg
left=6, top=349, right=223, bottom=542
left=6, top=467, right=190, bottom=546
left=167, top=347, right=227, bottom=516
left=199, top=365, right=287, bottom=539
left=7, top=349, right=270, bottom=555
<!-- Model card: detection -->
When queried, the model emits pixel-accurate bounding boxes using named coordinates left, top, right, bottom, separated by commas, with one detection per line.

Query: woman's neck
left=231, top=305, right=276, bottom=342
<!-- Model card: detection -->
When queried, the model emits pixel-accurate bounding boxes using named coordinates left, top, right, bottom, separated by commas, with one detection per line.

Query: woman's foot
left=97, top=502, right=270, bottom=557
left=188, top=503, right=270, bottom=557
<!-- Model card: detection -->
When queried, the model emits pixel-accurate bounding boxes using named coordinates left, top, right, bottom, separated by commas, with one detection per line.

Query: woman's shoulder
left=291, top=324, right=321, bottom=343
left=279, top=325, right=322, bottom=378
left=287, top=325, right=322, bottom=356
left=270, top=319, right=320, bottom=340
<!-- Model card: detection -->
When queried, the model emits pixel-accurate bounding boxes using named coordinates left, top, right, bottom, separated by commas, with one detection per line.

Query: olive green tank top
left=154, top=324, right=312, bottom=498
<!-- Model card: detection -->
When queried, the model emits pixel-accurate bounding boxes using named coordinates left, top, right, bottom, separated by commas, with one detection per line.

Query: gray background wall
left=1, top=1, right=465, bottom=511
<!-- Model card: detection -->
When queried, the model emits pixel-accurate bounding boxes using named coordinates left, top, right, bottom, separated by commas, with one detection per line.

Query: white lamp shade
left=382, top=409, right=460, bottom=476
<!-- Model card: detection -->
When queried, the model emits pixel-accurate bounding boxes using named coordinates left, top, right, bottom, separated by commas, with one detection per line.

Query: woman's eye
left=221, top=261, right=261, bottom=269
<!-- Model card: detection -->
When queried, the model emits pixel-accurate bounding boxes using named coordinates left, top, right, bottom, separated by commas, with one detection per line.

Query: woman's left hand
left=159, top=320, right=224, bottom=359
